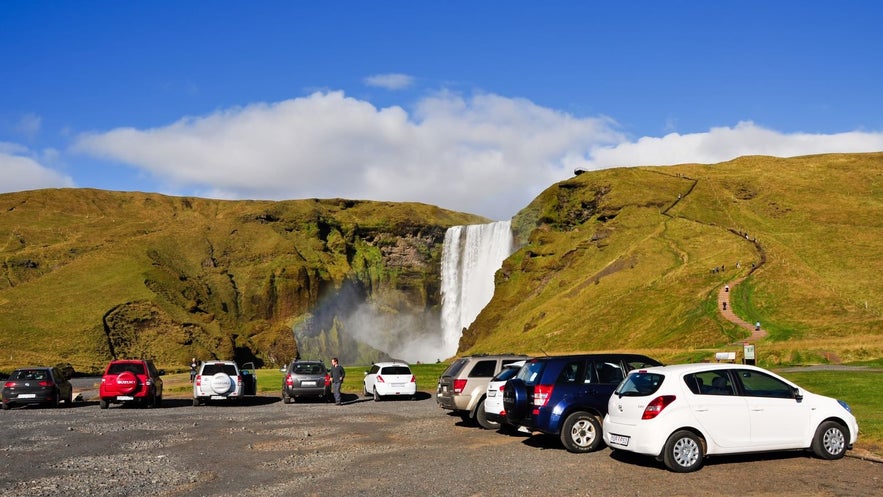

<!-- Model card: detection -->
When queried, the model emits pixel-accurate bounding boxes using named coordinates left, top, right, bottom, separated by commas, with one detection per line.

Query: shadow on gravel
left=608, top=446, right=812, bottom=471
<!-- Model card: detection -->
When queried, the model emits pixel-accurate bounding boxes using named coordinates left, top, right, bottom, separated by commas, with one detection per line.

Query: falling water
left=440, top=220, right=514, bottom=358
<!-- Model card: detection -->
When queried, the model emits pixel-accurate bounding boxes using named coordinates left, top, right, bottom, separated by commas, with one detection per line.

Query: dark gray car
left=281, top=360, right=331, bottom=403
left=2, top=366, right=74, bottom=409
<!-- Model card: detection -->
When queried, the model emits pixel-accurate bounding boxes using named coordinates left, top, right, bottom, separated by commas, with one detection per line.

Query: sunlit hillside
left=462, top=152, right=883, bottom=365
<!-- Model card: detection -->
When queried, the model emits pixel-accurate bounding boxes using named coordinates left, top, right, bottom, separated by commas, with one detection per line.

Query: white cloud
left=14, top=113, right=42, bottom=139
left=73, top=91, right=623, bottom=220
left=578, top=121, right=883, bottom=170
left=0, top=143, right=75, bottom=192
left=70, top=93, right=883, bottom=221
left=363, top=73, right=415, bottom=90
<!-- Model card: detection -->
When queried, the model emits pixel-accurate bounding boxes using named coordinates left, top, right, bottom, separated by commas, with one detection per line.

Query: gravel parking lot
left=1, top=391, right=880, bottom=497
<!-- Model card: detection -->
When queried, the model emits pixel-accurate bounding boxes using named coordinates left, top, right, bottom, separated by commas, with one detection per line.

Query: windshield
left=615, top=371, right=664, bottom=397
left=492, top=366, right=520, bottom=382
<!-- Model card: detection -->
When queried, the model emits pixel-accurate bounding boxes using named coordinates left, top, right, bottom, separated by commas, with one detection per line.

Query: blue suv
left=503, top=353, right=661, bottom=453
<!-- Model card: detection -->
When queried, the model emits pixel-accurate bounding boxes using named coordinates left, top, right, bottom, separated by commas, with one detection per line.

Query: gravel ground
left=1, top=392, right=881, bottom=497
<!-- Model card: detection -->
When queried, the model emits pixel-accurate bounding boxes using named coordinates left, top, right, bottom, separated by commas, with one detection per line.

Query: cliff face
left=0, top=189, right=486, bottom=371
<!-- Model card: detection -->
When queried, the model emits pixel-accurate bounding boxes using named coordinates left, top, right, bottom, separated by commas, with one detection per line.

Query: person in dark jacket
left=330, top=357, right=345, bottom=405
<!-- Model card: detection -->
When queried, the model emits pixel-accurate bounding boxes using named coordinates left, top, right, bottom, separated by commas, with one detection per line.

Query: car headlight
left=837, top=399, right=852, bottom=413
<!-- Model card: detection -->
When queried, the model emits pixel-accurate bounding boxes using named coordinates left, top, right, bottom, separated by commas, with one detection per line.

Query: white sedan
left=603, top=363, right=859, bottom=472
left=364, top=362, right=417, bottom=401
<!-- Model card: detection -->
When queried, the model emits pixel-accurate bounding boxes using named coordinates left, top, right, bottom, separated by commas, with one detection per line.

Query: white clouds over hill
left=3, top=92, right=883, bottom=220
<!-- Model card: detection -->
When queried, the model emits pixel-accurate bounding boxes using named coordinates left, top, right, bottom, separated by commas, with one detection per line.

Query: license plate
left=609, top=434, right=630, bottom=446
left=392, top=383, right=405, bottom=387
left=117, top=395, right=134, bottom=401
left=210, top=395, right=225, bottom=400
left=302, top=381, right=316, bottom=387
left=17, top=393, right=36, bottom=399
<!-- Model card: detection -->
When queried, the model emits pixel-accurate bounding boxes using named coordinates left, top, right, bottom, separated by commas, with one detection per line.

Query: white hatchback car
left=482, top=360, right=526, bottom=430
left=364, top=362, right=417, bottom=401
left=603, top=363, right=859, bottom=472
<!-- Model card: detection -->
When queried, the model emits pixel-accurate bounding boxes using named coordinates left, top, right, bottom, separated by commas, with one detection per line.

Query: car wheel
left=560, top=411, right=604, bottom=453
left=283, top=392, right=293, bottom=404
left=66, top=390, right=73, bottom=406
left=1, top=401, right=9, bottom=410
left=99, top=399, right=109, bottom=409
left=812, top=421, right=848, bottom=460
left=476, top=398, right=500, bottom=430
left=663, top=430, right=705, bottom=473
left=192, top=397, right=200, bottom=407
left=373, top=387, right=381, bottom=402
left=52, top=392, right=61, bottom=408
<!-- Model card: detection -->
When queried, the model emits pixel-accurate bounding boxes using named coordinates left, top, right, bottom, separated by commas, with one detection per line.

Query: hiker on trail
left=722, top=302, right=727, bottom=310
left=755, top=321, right=761, bottom=331
left=725, top=285, right=729, bottom=293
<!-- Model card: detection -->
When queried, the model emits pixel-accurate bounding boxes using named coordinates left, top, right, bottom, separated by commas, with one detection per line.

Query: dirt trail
left=718, top=278, right=767, bottom=343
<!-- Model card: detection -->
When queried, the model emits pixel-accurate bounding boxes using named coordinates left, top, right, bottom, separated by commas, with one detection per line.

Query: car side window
left=737, top=370, right=794, bottom=399
left=594, top=361, right=625, bottom=384
left=556, top=361, right=582, bottom=384
left=687, top=371, right=735, bottom=395
left=469, top=360, right=497, bottom=378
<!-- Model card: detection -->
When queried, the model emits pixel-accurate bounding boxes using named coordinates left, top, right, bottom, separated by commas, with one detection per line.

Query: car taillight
left=376, top=375, right=386, bottom=383
left=532, top=384, right=554, bottom=408
left=4, top=381, right=15, bottom=388
left=285, top=374, right=294, bottom=386
left=325, top=374, right=331, bottom=386
left=237, top=375, right=243, bottom=387
left=642, top=395, right=676, bottom=419
left=195, top=375, right=202, bottom=386
left=38, top=381, right=53, bottom=387
left=410, top=375, right=416, bottom=383
left=452, top=379, right=467, bottom=394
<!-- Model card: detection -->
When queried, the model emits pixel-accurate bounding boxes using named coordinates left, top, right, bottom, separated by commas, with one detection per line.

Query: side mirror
left=280, top=367, right=287, bottom=373
left=792, top=387, right=803, bottom=402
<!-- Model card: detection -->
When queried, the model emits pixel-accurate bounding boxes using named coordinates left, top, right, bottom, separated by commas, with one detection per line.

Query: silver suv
left=192, top=360, right=256, bottom=405
left=281, top=360, right=331, bottom=403
left=436, top=354, right=528, bottom=429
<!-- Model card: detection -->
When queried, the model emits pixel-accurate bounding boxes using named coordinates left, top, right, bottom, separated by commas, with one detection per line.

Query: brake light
left=237, top=375, right=243, bottom=387
left=38, top=381, right=53, bottom=387
left=532, top=384, right=554, bottom=408
left=377, top=375, right=386, bottom=383
left=4, top=381, right=15, bottom=388
left=325, top=374, right=331, bottom=386
left=453, top=379, right=467, bottom=394
left=642, top=395, right=676, bottom=419
left=410, top=375, right=416, bottom=383
left=285, top=374, right=294, bottom=386
left=195, top=375, right=202, bottom=387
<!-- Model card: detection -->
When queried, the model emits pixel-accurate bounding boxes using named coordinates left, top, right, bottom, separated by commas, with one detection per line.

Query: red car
left=99, top=359, right=164, bottom=409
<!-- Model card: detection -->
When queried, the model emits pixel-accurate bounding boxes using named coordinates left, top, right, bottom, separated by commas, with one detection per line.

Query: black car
left=503, top=353, right=661, bottom=453
left=2, top=366, right=74, bottom=409
left=281, top=360, right=331, bottom=403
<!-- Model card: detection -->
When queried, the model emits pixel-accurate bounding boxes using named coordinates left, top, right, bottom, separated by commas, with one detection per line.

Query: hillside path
left=719, top=278, right=767, bottom=343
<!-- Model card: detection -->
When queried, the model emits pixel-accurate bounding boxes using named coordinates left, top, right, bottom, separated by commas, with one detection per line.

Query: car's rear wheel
left=99, top=399, right=109, bottom=409
left=283, top=392, right=293, bottom=404
left=812, top=421, right=848, bottom=460
left=476, top=398, right=500, bottom=430
left=373, top=387, right=381, bottom=402
left=192, top=397, right=200, bottom=407
left=560, top=411, right=604, bottom=453
left=663, top=430, right=704, bottom=472
left=2, top=401, right=9, bottom=410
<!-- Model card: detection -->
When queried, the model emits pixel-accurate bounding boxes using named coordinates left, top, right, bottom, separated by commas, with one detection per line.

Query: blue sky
left=2, top=1, right=883, bottom=220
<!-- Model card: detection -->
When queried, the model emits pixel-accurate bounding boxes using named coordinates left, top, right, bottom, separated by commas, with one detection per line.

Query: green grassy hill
left=462, top=152, right=883, bottom=365
left=0, top=189, right=485, bottom=373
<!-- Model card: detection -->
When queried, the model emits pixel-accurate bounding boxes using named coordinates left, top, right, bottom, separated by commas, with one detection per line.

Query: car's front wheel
left=560, top=411, right=604, bottom=453
left=812, top=421, right=848, bottom=460
left=663, top=430, right=705, bottom=472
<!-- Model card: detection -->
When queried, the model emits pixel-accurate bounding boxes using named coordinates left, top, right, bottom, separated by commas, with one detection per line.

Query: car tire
left=192, top=397, right=200, bottom=407
left=811, top=421, right=848, bottom=460
left=476, top=398, right=500, bottom=430
left=210, top=373, right=233, bottom=395
left=2, top=401, right=9, bottom=410
left=116, top=371, right=139, bottom=395
left=99, top=399, right=109, bottom=409
left=65, top=390, right=73, bottom=406
left=373, top=387, right=381, bottom=402
left=283, top=393, right=293, bottom=404
left=51, top=392, right=61, bottom=408
left=503, top=379, right=529, bottom=424
left=560, top=411, right=604, bottom=453
left=663, top=430, right=705, bottom=473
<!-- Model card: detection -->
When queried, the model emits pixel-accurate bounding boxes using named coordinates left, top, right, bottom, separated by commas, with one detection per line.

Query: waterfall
left=440, top=220, right=514, bottom=358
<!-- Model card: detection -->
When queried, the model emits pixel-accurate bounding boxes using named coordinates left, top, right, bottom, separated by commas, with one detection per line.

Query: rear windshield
left=11, top=369, right=49, bottom=380
left=380, top=366, right=412, bottom=375
left=107, top=363, right=146, bottom=375
left=514, top=361, right=546, bottom=386
left=201, top=363, right=238, bottom=376
left=292, top=363, right=326, bottom=375
left=492, top=366, right=520, bottom=382
left=441, top=358, right=468, bottom=377
left=614, top=371, right=664, bottom=397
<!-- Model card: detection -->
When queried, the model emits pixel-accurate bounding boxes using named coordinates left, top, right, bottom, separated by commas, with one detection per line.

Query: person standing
left=330, top=357, right=345, bottom=405
left=190, top=357, right=198, bottom=383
